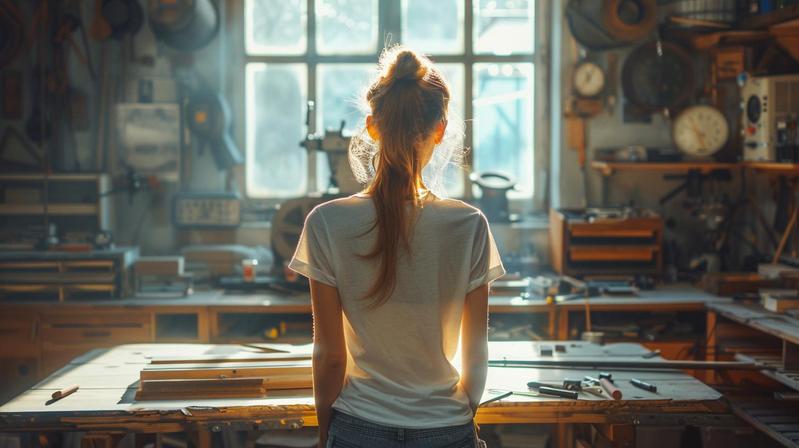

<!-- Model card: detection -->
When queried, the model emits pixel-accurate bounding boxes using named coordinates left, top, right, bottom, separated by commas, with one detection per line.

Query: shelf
left=0, top=173, right=106, bottom=182
left=735, top=352, right=799, bottom=392
left=745, top=162, right=799, bottom=175
left=591, top=161, right=739, bottom=176
left=0, top=204, right=98, bottom=216
left=739, top=5, right=799, bottom=30
left=731, top=400, right=799, bottom=447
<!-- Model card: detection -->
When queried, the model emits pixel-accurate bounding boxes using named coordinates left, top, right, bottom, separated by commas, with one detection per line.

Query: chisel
left=630, top=378, right=657, bottom=393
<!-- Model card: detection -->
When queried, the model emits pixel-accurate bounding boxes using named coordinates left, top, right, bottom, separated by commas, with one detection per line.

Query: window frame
left=230, top=0, right=550, bottom=210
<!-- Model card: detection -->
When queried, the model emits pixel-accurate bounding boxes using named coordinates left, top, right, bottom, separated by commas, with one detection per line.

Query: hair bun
left=388, top=50, right=426, bottom=83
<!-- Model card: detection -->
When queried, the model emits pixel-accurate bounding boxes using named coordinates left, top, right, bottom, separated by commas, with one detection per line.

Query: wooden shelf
left=731, top=400, right=799, bottom=447
left=745, top=162, right=799, bottom=175
left=591, top=161, right=739, bottom=176
left=0, top=204, right=98, bottom=216
left=739, top=5, right=799, bottom=30
left=735, top=352, right=799, bottom=391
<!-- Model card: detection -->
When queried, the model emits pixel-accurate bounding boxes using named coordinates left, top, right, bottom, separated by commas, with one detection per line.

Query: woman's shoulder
left=308, top=195, right=372, bottom=224
left=433, top=198, right=485, bottom=216
left=429, top=198, right=488, bottom=227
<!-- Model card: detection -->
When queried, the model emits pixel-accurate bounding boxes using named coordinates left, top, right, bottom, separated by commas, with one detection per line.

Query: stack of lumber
left=136, top=352, right=312, bottom=400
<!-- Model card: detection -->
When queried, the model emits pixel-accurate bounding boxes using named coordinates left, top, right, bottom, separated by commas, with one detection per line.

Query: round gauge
left=622, top=42, right=694, bottom=112
left=573, top=61, right=606, bottom=97
left=672, top=105, right=729, bottom=157
left=746, top=95, right=761, bottom=123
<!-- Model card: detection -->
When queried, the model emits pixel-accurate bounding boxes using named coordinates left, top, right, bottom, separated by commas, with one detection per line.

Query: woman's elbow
left=313, top=349, right=347, bottom=370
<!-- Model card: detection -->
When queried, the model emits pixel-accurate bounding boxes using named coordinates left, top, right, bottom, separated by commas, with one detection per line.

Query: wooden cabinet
left=0, top=312, right=37, bottom=357
left=0, top=358, right=37, bottom=404
left=40, top=313, right=151, bottom=343
left=38, top=312, right=151, bottom=376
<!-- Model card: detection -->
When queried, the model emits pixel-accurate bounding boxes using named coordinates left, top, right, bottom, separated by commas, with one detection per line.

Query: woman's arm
left=309, top=279, right=347, bottom=448
left=460, top=284, right=489, bottom=415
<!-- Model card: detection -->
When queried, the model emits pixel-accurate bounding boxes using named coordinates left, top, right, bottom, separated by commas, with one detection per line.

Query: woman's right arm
left=460, top=284, right=489, bottom=415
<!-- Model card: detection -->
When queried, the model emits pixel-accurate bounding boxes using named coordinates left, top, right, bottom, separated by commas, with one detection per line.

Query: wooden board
left=140, top=361, right=312, bottom=381
left=149, top=352, right=311, bottom=364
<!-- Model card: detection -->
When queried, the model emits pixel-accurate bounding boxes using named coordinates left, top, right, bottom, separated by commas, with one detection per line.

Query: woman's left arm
left=310, top=279, right=347, bottom=448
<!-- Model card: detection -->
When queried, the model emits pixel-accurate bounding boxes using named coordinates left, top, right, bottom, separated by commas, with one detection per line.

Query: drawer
left=40, top=313, right=151, bottom=344
left=569, top=246, right=657, bottom=262
left=0, top=313, right=38, bottom=356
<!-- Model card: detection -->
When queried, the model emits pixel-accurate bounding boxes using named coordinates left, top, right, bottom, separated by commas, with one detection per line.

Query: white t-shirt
left=288, top=193, right=505, bottom=428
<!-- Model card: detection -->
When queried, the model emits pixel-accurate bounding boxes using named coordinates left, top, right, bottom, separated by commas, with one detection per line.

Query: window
left=244, top=0, right=536, bottom=199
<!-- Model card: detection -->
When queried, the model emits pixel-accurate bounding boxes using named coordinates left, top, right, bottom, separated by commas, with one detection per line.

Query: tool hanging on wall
left=0, top=0, right=25, bottom=69
left=102, top=0, right=144, bottom=40
left=622, top=41, right=695, bottom=114
left=186, top=89, right=243, bottom=171
left=566, top=0, right=658, bottom=51
left=90, top=0, right=113, bottom=40
left=148, top=0, right=219, bottom=51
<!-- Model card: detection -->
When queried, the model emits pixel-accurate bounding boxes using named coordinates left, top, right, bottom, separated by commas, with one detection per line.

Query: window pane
left=316, top=0, right=378, bottom=55
left=436, top=64, right=465, bottom=197
left=246, top=64, right=308, bottom=197
left=474, top=0, right=534, bottom=55
left=402, top=0, right=463, bottom=55
left=315, top=64, right=373, bottom=191
left=473, top=63, right=534, bottom=198
left=246, top=0, right=307, bottom=55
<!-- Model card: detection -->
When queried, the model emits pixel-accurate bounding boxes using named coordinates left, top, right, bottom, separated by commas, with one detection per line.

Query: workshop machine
left=740, top=73, right=799, bottom=162
left=271, top=103, right=360, bottom=274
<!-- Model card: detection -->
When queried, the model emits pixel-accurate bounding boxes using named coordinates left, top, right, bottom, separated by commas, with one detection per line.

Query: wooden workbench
left=0, top=285, right=728, bottom=407
left=0, top=341, right=727, bottom=447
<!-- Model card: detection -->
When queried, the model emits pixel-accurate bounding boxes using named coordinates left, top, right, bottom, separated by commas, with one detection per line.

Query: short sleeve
left=288, top=207, right=337, bottom=287
left=468, top=214, right=506, bottom=292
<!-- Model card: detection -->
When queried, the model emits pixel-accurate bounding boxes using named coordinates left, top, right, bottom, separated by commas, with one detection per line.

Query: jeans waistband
left=331, top=410, right=474, bottom=441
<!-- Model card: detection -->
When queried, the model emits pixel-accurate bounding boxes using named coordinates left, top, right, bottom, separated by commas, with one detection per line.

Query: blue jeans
left=326, top=410, right=481, bottom=448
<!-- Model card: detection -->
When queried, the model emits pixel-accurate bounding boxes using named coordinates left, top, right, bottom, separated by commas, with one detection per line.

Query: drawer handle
left=82, top=330, right=112, bottom=338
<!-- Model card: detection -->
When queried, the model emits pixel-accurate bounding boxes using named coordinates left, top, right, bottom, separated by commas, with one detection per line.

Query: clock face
left=672, top=105, right=729, bottom=157
left=574, top=61, right=605, bottom=97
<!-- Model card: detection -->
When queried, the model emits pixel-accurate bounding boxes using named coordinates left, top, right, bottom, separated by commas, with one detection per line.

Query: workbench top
left=0, top=341, right=726, bottom=432
left=0, top=284, right=728, bottom=314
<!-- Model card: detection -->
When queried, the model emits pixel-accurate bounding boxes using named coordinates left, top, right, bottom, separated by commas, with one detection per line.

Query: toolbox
left=0, top=248, right=138, bottom=301
left=549, top=208, right=663, bottom=277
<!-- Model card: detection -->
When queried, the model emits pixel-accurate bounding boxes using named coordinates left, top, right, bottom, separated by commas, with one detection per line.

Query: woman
left=289, top=46, right=505, bottom=448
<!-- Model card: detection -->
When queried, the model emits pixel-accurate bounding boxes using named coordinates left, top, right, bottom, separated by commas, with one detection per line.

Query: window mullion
left=464, top=0, right=474, bottom=201
left=382, top=0, right=402, bottom=46
left=307, top=0, right=317, bottom=192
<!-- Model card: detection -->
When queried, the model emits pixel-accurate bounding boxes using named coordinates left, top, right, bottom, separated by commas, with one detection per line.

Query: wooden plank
left=139, top=362, right=311, bottom=381
left=148, top=352, right=311, bottom=364
left=136, top=375, right=313, bottom=400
